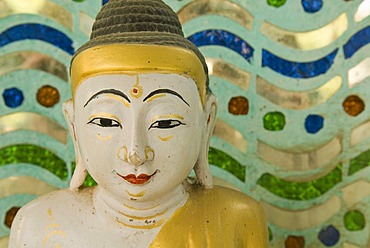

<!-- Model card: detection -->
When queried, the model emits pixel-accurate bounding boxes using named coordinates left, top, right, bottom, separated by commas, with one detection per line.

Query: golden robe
left=150, top=185, right=268, bottom=248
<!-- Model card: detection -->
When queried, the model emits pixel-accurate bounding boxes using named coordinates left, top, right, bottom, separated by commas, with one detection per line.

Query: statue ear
left=63, top=99, right=87, bottom=191
left=194, top=93, right=218, bottom=189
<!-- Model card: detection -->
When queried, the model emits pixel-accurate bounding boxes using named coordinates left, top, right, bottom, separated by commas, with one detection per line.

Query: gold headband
left=70, top=44, right=207, bottom=104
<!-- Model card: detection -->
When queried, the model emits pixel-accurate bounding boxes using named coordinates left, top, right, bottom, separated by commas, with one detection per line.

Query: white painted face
left=73, top=74, right=205, bottom=201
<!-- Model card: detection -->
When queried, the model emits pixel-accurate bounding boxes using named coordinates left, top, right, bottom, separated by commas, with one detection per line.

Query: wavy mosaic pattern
left=0, top=0, right=369, bottom=247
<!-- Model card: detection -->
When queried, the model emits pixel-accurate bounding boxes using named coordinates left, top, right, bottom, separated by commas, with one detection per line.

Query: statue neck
left=94, top=184, right=188, bottom=229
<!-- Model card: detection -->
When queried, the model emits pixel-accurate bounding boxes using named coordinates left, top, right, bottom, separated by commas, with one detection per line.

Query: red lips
left=117, top=172, right=156, bottom=185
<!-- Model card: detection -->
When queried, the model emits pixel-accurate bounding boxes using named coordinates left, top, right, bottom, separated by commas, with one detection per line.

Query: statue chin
left=8, top=0, right=268, bottom=247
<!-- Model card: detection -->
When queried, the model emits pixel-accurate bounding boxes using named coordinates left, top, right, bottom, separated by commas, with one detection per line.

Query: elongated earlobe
left=63, top=99, right=87, bottom=191
left=194, top=93, right=218, bottom=189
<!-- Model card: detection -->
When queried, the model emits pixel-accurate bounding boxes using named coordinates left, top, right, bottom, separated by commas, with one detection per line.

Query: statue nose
left=127, top=146, right=155, bottom=166
left=128, top=151, right=143, bottom=166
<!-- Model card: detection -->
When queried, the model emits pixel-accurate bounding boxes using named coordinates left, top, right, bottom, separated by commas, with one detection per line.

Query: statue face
left=73, top=74, right=205, bottom=201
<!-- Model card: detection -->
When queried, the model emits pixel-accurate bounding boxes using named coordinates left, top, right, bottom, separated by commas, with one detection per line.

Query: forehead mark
left=130, top=75, right=143, bottom=99
left=158, top=135, right=173, bottom=141
left=143, top=89, right=190, bottom=107
left=146, top=93, right=166, bottom=103
left=152, top=114, right=184, bottom=122
left=84, top=89, right=131, bottom=108
left=97, top=134, right=112, bottom=141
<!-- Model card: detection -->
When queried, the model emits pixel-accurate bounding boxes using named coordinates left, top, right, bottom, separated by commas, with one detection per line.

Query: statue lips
left=117, top=171, right=157, bottom=185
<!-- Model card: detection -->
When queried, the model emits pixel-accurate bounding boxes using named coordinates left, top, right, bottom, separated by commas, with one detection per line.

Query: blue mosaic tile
left=318, top=225, right=340, bottom=246
left=0, top=24, right=74, bottom=55
left=188, top=30, right=254, bottom=62
left=3, top=88, right=24, bottom=108
left=102, top=0, right=109, bottom=4
left=343, top=26, right=370, bottom=59
left=302, top=0, right=323, bottom=13
left=305, top=114, right=324, bottom=134
left=262, top=49, right=338, bottom=78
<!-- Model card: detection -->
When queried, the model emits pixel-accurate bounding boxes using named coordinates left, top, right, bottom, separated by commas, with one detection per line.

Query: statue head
left=63, top=0, right=217, bottom=201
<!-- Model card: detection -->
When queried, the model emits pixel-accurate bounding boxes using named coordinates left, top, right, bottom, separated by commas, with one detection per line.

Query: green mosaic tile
left=268, top=226, right=273, bottom=241
left=344, top=210, right=366, bottom=231
left=267, top=0, right=287, bottom=8
left=349, top=150, right=370, bottom=176
left=263, top=112, right=286, bottom=131
left=208, top=147, right=245, bottom=181
left=257, top=165, right=342, bottom=200
left=0, top=144, right=68, bottom=180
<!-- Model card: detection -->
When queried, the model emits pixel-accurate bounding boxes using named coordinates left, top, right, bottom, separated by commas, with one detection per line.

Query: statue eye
left=149, top=119, right=185, bottom=130
left=88, top=117, right=122, bottom=128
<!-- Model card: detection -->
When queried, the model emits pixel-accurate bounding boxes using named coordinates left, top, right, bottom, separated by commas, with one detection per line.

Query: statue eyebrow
left=143, top=89, right=190, bottom=107
left=84, top=89, right=131, bottom=107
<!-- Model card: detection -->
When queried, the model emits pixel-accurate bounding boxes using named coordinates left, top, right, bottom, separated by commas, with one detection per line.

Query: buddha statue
left=9, top=0, right=268, bottom=247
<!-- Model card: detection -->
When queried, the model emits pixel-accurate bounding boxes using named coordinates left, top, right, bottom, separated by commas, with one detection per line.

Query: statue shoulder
left=190, top=185, right=269, bottom=247
left=8, top=187, right=96, bottom=248
left=190, top=184, right=264, bottom=214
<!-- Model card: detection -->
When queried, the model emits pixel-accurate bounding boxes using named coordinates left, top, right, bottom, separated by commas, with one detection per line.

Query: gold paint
left=88, top=113, right=121, bottom=123
left=257, top=137, right=342, bottom=172
left=0, top=51, right=67, bottom=81
left=146, top=93, right=166, bottom=103
left=206, top=57, right=250, bottom=90
left=125, top=190, right=147, bottom=197
left=145, top=146, right=155, bottom=160
left=118, top=210, right=167, bottom=220
left=213, top=119, right=247, bottom=153
left=257, top=76, right=342, bottom=109
left=71, top=44, right=207, bottom=105
left=348, top=57, right=370, bottom=87
left=130, top=75, right=144, bottom=98
left=261, top=196, right=340, bottom=230
left=106, top=94, right=131, bottom=108
left=123, top=203, right=160, bottom=211
left=47, top=208, right=52, bottom=217
left=151, top=114, right=184, bottom=122
left=42, top=230, right=67, bottom=245
left=0, top=176, right=57, bottom=198
left=158, top=135, right=173, bottom=141
left=355, top=0, right=370, bottom=22
left=151, top=186, right=268, bottom=247
left=0, top=112, right=67, bottom=143
left=117, top=146, right=128, bottom=162
left=0, top=0, right=73, bottom=31
left=55, top=243, right=61, bottom=248
left=261, top=13, right=348, bottom=50
left=45, top=223, right=60, bottom=230
left=97, top=134, right=112, bottom=141
left=178, top=0, right=253, bottom=30
left=116, top=218, right=166, bottom=229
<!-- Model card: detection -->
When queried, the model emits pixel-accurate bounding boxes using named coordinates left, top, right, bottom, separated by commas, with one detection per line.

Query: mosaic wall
left=0, top=0, right=369, bottom=247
